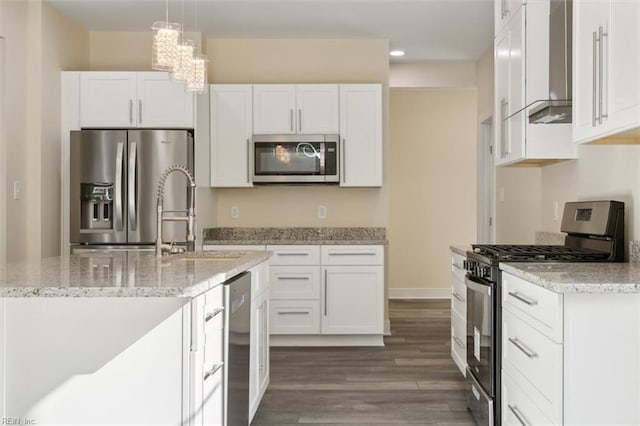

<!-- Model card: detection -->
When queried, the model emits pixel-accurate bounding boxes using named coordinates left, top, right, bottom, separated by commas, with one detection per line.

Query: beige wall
left=1, top=0, right=88, bottom=262
left=540, top=145, right=640, bottom=245
left=389, top=62, right=476, bottom=89
left=388, top=88, right=477, bottom=290
left=476, top=47, right=493, bottom=122
left=206, top=39, right=389, bottom=228
left=495, top=167, right=542, bottom=244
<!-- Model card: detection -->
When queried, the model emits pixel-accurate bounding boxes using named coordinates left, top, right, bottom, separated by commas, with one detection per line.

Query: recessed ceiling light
left=390, top=50, right=405, bottom=57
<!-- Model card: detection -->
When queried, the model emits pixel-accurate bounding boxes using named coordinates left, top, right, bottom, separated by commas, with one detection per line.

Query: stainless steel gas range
left=463, top=200, right=625, bottom=426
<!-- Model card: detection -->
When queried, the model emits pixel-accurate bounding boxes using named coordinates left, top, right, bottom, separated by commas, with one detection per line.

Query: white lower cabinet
left=450, top=250, right=467, bottom=376
left=269, top=244, right=385, bottom=345
left=501, top=271, right=640, bottom=425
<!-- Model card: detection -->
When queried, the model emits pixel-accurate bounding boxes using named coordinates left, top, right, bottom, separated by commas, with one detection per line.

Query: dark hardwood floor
left=252, top=299, right=475, bottom=425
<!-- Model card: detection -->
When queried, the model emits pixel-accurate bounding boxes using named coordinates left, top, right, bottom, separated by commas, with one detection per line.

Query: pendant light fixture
left=151, top=0, right=181, bottom=71
left=185, top=0, right=209, bottom=94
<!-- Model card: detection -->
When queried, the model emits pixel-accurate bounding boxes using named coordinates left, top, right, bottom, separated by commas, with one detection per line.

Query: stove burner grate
left=471, top=244, right=611, bottom=261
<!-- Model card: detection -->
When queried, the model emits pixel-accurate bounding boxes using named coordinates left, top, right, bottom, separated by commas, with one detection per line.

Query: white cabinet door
left=339, top=84, right=383, bottom=187
left=573, top=0, right=610, bottom=143
left=136, top=72, right=193, bottom=128
left=249, top=261, right=269, bottom=423
left=321, top=265, right=384, bottom=334
left=80, top=72, right=137, bottom=128
left=495, top=7, right=525, bottom=165
left=295, top=84, right=339, bottom=133
left=494, top=0, right=525, bottom=37
left=210, top=85, right=253, bottom=187
left=253, top=85, right=296, bottom=134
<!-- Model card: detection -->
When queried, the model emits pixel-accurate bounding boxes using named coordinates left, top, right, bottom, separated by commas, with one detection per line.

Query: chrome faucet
left=155, top=164, right=196, bottom=257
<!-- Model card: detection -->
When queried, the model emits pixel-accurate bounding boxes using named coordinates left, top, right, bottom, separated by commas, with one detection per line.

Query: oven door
left=465, top=274, right=496, bottom=396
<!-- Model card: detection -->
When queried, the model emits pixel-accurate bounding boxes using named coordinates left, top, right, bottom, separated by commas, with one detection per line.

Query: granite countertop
left=450, top=245, right=470, bottom=256
left=0, top=250, right=271, bottom=298
left=501, top=262, right=640, bottom=294
left=202, top=227, right=387, bottom=245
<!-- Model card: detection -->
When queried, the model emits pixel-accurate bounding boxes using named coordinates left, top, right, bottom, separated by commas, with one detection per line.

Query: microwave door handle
left=128, top=141, right=137, bottom=231
left=247, top=138, right=251, bottom=184
left=319, top=143, right=326, bottom=176
left=114, top=142, right=124, bottom=231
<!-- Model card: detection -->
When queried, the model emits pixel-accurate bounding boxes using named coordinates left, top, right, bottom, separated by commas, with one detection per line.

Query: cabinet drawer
left=502, top=370, right=557, bottom=426
left=451, top=275, right=466, bottom=318
left=270, top=265, right=321, bottom=300
left=451, top=252, right=466, bottom=270
left=502, top=272, right=563, bottom=342
left=270, top=300, right=320, bottom=334
left=503, top=308, right=562, bottom=414
left=267, top=245, right=320, bottom=265
left=321, top=245, right=383, bottom=265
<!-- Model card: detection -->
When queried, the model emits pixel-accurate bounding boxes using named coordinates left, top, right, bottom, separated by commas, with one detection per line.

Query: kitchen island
left=499, top=262, right=640, bottom=425
left=0, top=250, right=271, bottom=426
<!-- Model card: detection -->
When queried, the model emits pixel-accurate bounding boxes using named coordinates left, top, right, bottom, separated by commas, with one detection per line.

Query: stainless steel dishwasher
left=224, top=271, right=252, bottom=426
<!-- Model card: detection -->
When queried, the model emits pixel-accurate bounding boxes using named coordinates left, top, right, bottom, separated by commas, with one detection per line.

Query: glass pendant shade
left=172, top=40, right=195, bottom=82
left=187, top=54, right=208, bottom=94
left=151, top=22, right=181, bottom=71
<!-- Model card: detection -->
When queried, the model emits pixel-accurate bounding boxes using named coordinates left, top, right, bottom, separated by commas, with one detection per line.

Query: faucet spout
left=156, top=165, right=196, bottom=258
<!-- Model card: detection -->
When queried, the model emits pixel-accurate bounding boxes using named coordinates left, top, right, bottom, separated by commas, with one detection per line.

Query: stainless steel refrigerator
left=70, top=129, right=194, bottom=248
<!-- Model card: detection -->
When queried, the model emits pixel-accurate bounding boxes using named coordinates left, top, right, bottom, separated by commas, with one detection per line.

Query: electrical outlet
left=552, top=201, right=559, bottom=221
left=231, top=206, right=239, bottom=219
left=13, top=181, right=21, bottom=200
left=498, top=187, right=505, bottom=202
left=318, top=205, right=327, bottom=219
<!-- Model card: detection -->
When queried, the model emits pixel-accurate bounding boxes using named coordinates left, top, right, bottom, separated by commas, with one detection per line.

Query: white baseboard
left=388, top=288, right=450, bottom=299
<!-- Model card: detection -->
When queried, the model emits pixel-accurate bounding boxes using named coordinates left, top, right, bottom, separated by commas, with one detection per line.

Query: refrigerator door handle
left=114, top=142, right=124, bottom=231
left=128, top=141, right=137, bottom=231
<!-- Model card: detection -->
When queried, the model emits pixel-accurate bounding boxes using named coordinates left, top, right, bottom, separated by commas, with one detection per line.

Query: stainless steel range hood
left=529, top=0, right=572, bottom=124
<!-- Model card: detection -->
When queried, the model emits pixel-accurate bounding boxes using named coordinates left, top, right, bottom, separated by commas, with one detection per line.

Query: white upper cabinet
left=339, top=84, right=383, bottom=187
left=494, top=0, right=576, bottom=166
left=136, top=73, right=194, bottom=128
left=573, top=0, right=640, bottom=144
left=253, top=84, right=339, bottom=134
left=495, top=0, right=525, bottom=36
left=209, top=84, right=253, bottom=187
left=80, top=72, right=193, bottom=129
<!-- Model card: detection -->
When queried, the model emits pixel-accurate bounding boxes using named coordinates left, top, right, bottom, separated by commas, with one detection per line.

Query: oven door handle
left=465, top=274, right=494, bottom=295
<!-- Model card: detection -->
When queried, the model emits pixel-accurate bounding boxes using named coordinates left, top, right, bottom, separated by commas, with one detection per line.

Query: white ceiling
left=45, top=0, right=494, bottom=63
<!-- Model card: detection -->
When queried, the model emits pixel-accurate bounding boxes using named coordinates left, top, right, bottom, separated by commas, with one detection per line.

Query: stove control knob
left=463, top=260, right=468, bottom=270
left=482, top=267, right=491, bottom=279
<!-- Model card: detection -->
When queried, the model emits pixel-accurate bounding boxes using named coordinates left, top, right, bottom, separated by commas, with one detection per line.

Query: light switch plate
left=231, top=206, right=239, bottom=219
left=318, top=205, right=327, bottom=219
left=13, top=181, right=21, bottom=200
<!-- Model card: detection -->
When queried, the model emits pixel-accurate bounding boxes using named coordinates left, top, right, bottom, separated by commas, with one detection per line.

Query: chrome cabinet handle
left=340, top=138, right=346, bottom=184
left=276, top=252, right=309, bottom=257
left=592, top=30, right=598, bottom=127
left=453, top=336, right=465, bottom=349
left=128, top=141, right=137, bottom=231
left=508, top=404, right=530, bottom=426
left=246, top=138, right=251, bottom=184
left=599, top=25, right=608, bottom=123
left=452, top=292, right=465, bottom=302
left=508, top=337, right=538, bottom=359
left=205, top=307, right=224, bottom=322
left=324, top=269, right=328, bottom=316
left=129, top=100, right=134, bottom=125
left=277, top=311, right=309, bottom=315
left=138, top=100, right=142, bottom=124
left=500, top=98, right=508, bottom=158
left=290, top=109, right=294, bottom=132
left=203, top=362, right=224, bottom=381
left=329, top=252, right=376, bottom=256
left=298, top=109, right=302, bottom=132
left=276, top=276, right=310, bottom=281
left=507, top=291, right=537, bottom=306
left=114, top=142, right=124, bottom=231
left=258, top=304, right=265, bottom=370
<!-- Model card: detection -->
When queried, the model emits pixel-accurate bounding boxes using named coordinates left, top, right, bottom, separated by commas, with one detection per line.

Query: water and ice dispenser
left=80, top=183, right=113, bottom=230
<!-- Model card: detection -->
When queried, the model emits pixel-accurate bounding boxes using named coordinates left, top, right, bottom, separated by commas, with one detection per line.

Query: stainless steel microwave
left=251, top=134, right=339, bottom=183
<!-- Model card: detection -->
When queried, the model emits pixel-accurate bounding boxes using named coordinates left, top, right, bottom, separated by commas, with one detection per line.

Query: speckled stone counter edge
left=631, top=241, right=640, bottom=263
left=203, top=227, right=387, bottom=245
left=449, top=245, right=470, bottom=256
